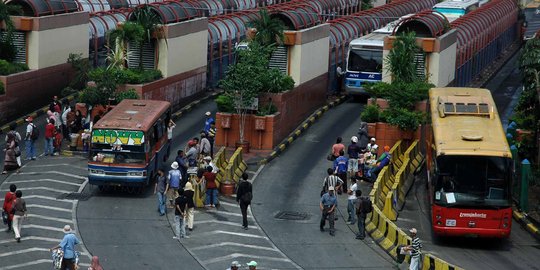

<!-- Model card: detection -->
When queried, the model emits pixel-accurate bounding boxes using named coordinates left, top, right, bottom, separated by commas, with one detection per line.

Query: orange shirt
left=332, top=143, right=345, bottom=157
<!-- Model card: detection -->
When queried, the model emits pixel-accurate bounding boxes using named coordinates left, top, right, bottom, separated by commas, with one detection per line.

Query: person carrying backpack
left=355, top=190, right=372, bottom=240
left=24, top=117, right=37, bottom=160
left=333, top=150, right=348, bottom=194
left=236, top=173, right=252, bottom=230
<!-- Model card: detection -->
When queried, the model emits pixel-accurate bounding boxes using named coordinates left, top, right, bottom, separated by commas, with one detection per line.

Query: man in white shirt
left=347, top=177, right=358, bottom=225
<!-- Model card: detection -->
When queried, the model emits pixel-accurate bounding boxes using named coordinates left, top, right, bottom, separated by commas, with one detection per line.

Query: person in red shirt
left=202, top=166, right=218, bottom=207
left=331, top=137, right=345, bottom=160
left=3, top=184, right=17, bottom=232
left=44, top=118, right=56, bottom=156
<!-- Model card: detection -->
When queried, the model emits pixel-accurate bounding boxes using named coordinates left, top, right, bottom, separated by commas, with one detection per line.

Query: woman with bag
left=12, top=190, right=27, bottom=242
left=3, top=133, right=20, bottom=174
left=2, top=184, right=17, bottom=232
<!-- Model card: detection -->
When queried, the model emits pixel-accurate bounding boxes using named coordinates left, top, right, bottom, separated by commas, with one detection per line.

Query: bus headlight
left=128, top=171, right=145, bottom=177
left=89, top=169, right=104, bottom=175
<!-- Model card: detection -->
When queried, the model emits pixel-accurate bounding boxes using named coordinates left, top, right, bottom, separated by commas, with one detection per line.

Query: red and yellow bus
left=88, top=99, right=171, bottom=191
left=426, top=87, right=512, bottom=238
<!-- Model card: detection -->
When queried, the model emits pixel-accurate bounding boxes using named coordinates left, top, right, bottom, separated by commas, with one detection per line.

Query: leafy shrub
left=257, top=102, right=278, bottom=116
left=61, top=87, right=77, bottom=97
left=215, top=94, right=235, bottom=113
left=383, top=107, right=425, bottom=131
left=387, top=81, right=433, bottom=110
left=264, top=68, right=295, bottom=93
left=360, top=104, right=380, bottom=123
left=0, top=59, right=29, bottom=75
left=116, top=88, right=139, bottom=102
left=364, top=82, right=392, bottom=99
left=67, top=53, right=90, bottom=90
left=79, top=86, right=105, bottom=106
left=0, top=81, right=5, bottom=95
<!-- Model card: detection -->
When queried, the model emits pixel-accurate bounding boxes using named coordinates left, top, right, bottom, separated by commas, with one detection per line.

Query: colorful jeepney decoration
left=91, top=129, right=145, bottom=146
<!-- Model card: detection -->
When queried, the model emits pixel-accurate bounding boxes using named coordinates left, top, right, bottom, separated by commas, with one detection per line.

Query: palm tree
left=106, top=22, right=144, bottom=70
left=0, top=2, right=21, bottom=62
left=129, top=5, right=161, bottom=70
left=249, top=8, right=285, bottom=48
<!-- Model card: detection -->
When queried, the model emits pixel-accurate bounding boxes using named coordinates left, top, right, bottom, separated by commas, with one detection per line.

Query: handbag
left=2, top=210, right=8, bottom=225
left=326, top=154, right=335, bottom=161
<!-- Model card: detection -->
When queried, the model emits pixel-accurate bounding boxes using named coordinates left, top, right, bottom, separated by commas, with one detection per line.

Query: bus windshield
left=347, top=49, right=383, bottom=73
left=90, top=144, right=146, bottom=164
left=434, top=155, right=512, bottom=208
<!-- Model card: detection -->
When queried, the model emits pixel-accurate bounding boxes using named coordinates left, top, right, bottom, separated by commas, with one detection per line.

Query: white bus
left=432, top=0, right=488, bottom=22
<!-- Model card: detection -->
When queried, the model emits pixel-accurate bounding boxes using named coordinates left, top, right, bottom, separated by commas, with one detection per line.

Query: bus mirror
left=438, top=103, right=445, bottom=118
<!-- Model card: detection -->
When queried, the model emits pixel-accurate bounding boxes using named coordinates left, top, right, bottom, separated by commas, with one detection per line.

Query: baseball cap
left=205, top=111, right=211, bottom=116
left=409, top=228, right=417, bottom=234
left=247, top=261, right=257, bottom=267
left=371, top=138, right=376, bottom=142
left=231, top=261, right=241, bottom=267
left=328, top=186, right=335, bottom=191
left=26, top=116, right=33, bottom=122
left=351, top=136, right=358, bottom=143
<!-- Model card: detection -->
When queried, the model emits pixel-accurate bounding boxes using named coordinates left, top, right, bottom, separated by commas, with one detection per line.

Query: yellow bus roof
left=94, top=99, right=171, bottom=132
left=429, top=87, right=511, bottom=157
left=526, top=1, right=540, bottom=8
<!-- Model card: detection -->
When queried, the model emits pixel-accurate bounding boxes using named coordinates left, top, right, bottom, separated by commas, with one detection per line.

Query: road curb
left=513, top=210, right=540, bottom=240
left=60, top=91, right=222, bottom=157
left=259, top=95, right=348, bottom=165
left=0, top=93, right=79, bottom=134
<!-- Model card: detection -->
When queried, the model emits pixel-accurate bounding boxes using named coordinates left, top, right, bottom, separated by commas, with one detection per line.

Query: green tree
left=385, top=32, right=422, bottom=83
left=249, top=8, right=285, bottom=48
left=107, top=22, right=144, bottom=70
left=0, top=2, right=21, bottom=62
left=129, top=5, right=161, bottom=70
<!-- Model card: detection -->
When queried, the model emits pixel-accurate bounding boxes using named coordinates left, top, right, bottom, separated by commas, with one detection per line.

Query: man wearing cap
left=199, top=132, right=211, bottom=157
left=24, top=117, right=37, bottom=160
left=226, top=261, right=241, bottom=270
left=347, top=136, right=361, bottom=181
left=405, top=228, right=422, bottom=270
left=166, top=162, right=182, bottom=209
left=367, top=138, right=378, bottom=157
left=50, top=225, right=80, bottom=270
left=320, top=186, right=338, bottom=236
left=183, top=182, right=195, bottom=231
left=204, top=111, right=214, bottom=134
left=247, top=261, right=258, bottom=269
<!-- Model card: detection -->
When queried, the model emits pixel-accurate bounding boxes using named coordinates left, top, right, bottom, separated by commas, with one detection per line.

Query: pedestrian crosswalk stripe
left=27, top=214, right=73, bottom=224
left=0, top=187, right=73, bottom=193
left=0, top=236, right=61, bottom=244
left=7, top=179, right=82, bottom=186
left=193, top=220, right=260, bottom=229
left=204, top=252, right=293, bottom=265
left=17, top=171, right=87, bottom=180
left=190, top=242, right=280, bottom=252
left=21, top=224, right=66, bottom=232
left=26, top=204, right=72, bottom=213
left=200, top=230, right=269, bottom=239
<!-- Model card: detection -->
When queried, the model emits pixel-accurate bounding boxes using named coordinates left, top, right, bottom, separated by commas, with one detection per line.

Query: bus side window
left=154, top=121, right=163, bottom=141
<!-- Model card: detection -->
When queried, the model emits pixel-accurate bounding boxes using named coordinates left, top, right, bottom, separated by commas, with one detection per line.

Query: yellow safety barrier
left=223, top=147, right=248, bottom=184
left=213, top=147, right=228, bottom=188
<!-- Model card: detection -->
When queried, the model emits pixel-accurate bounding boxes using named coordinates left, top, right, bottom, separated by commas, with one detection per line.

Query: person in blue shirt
left=367, top=145, right=391, bottom=181
left=167, top=162, right=182, bottom=209
left=320, top=186, right=338, bottom=236
left=204, top=111, right=214, bottom=134
left=333, top=150, right=348, bottom=194
left=50, top=225, right=80, bottom=270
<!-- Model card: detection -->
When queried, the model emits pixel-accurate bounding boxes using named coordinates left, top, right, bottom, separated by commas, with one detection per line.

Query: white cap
left=409, top=228, right=417, bottom=234
left=203, top=156, right=212, bottom=161
left=247, top=261, right=258, bottom=267
left=231, top=261, right=241, bottom=267
left=63, top=225, right=72, bottom=233
left=328, top=186, right=335, bottom=191
left=371, top=138, right=376, bottom=142
left=171, top=162, right=179, bottom=169
left=205, top=111, right=211, bottom=116
left=351, top=136, right=358, bottom=143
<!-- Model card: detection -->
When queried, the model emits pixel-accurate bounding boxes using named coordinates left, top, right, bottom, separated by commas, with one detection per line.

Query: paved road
left=0, top=157, right=91, bottom=270
left=252, top=100, right=397, bottom=269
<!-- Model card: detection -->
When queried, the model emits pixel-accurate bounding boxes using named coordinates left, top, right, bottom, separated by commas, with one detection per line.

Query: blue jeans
left=205, top=188, right=218, bottom=206
left=174, top=215, right=186, bottom=238
left=157, top=192, right=166, bottom=215
left=44, top=138, right=54, bottom=155
left=357, top=213, right=366, bottom=239
left=25, top=140, right=35, bottom=159
left=347, top=199, right=357, bottom=223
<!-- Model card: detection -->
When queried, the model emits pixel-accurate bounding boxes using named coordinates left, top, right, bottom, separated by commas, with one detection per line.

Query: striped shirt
left=323, top=175, right=343, bottom=190
left=411, top=236, right=422, bottom=257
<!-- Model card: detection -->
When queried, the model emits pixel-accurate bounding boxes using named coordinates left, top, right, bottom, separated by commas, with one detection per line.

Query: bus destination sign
left=91, top=130, right=145, bottom=145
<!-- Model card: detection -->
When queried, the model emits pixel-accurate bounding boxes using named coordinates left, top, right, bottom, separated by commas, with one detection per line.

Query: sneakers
left=329, top=232, right=335, bottom=236
left=347, top=221, right=356, bottom=225
left=243, top=226, right=248, bottom=230
left=16, top=237, right=21, bottom=243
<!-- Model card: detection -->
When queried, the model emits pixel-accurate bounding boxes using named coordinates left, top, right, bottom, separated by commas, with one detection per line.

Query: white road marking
left=194, top=219, right=259, bottom=229
left=0, top=195, right=75, bottom=203
left=204, top=252, right=293, bottom=265
left=218, top=201, right=240, bottom=208
left=27, top=204, right=72, bottom=213
left=0, top=187, right=73, bottom=193
left=17, top=171, right=87, bottom=180
left=6, top=178, right=82, bottom=186
left=0, top=236, right=61, bottom=244
left=27, top=213, right=72, bottom=224
left=0, top=247, right=51, bottom=257
left=0, top=259, right=51, bottom=270
left=200, top=230, right=269, bottom=239
left=194, top=210, right=253, bottom=218
left=25, top=163, right=87, bottom=170
left=22, top=224, right=65, bottom=232
left=190, top=242, right=280, bottom=252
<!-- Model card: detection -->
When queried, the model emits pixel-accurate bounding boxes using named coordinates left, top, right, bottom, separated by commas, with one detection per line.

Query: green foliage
left=215, top=94, right=235, bottom=113
left=61, top=87, right=77, bottom=97
left=257, top=102, right=278, bottom=116
left=115, top=88, right=139, bottom=103
left=0, top=59, right=28, bottom=75
left=249, top=8, right=285, bottom=47
left=67, top=53, right=90, bottom=90
left=0, top=3, right=22, bottom=62
left=129, top=5, right=161, bottom=69
left=386, top=81, right=433, bottom=109
left=79, top=86, right=105, bottom=106
left=385, top=32, right=422, bottom=83
left=364, top=82, right=392, bottom=99
left=263, top=68, right=295, bottom=93
left=360, top=104, right=380, bottom=123
left=382, top=107, right=425, bottom=131
left=361, top=0, right=373, bottom=10
left=0, top=81, right=4, bottom=95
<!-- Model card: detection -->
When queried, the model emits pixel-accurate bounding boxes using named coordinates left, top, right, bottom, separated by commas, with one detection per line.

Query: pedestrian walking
left=202, top=166, right=218, bottom=207
left=3, top=133, right=21, bottom=174
left=6, top=125, right=22, bottom=167
left=24, top=117, right=37, bottom=160
left=336, top=64, right=345, bottom=96
left=247, top=261, right=258, bottom=270
left=183, top=182, right=195, bottom=232
left=11, top=190, right=27, bottom=242
left=236, top=173, right=252, bottom=230
left=154, top=169, right=167, bottom=216
left=175, top=150, right=188, bottom=186
left=208, top=121, right=216, bottom=158
left=320, top=186, right=338, bottom=236
left=88, top=256, right=103, bottom=270
left=357, top=122, right=369, bottom=150
left=50, top=225, right=80, bottom=270
left=347, top=136, right=361, bottom=180
left=44, top=118, right=56, bottom=156
left=226, top=261, right=241, bottom=270
left=346, top=177, right=358, bottom=225
left=199, top=132, right=211, bottom=157
left=173, top=189, right=189, bottom=239
left=321, top=168, right=343, bottom=196
left=166, top=162, right=182, bottom=209
left=333, top=150, right=348, bottom=194
left=405, top=228, right=422, bottom=270
left=2, top=184, right=16, bottom=232
left=204, top=111, right=214, bottom=134
left=355, top=190, right=372, bottom=240
left=330, top=137, right=345, bottom=160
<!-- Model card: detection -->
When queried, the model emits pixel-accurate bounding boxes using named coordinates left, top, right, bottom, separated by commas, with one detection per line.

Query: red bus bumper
left=433, top=225, right=511, bottom=238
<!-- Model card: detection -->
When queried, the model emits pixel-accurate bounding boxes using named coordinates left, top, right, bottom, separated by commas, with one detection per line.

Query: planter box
left=368, top=122, right=422, bottom=156
left=215, top=112, right=281, bottom=150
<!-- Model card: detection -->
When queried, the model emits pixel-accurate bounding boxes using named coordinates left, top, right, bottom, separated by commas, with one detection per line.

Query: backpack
left=361, top=197, right=373, bottom=214
left=30, top=124, right=39, bottom=140
left=241, top=191, right=253, bottom=203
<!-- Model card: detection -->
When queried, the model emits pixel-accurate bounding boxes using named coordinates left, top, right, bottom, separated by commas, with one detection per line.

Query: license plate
left=446, top=219, right=456, bottom=227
